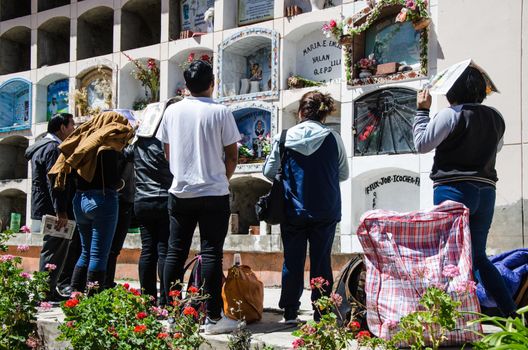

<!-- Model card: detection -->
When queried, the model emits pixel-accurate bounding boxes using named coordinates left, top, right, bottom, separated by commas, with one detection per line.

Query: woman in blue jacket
left=263, top=91, right=349, bottom=323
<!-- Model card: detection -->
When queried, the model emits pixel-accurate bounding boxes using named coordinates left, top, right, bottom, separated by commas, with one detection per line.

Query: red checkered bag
left=356, top=201, right=482, bottom=345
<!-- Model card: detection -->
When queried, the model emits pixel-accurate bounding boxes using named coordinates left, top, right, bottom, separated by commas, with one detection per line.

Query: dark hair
left=298, top=91, right=336, bottom=122
left=48, top=113, right=73, bottom=134
left=184, top=60, right=214, bottom=94
left=446, top=67, right=487, bottom=105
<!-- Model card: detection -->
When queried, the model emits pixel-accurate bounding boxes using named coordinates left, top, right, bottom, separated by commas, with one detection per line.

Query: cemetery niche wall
left=353, top=87, right=416, bottom=156
left=217, top=28, right=279, bottom=102
left=0, top=78, right=31, bottom=132
left=169, top=0, right=214, bottom=40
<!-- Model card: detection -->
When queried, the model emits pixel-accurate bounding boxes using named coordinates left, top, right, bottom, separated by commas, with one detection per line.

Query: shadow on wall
left=229, top=176, right=271, bottom=234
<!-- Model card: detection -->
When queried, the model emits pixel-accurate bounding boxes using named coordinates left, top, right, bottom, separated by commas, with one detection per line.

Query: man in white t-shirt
left=157, top=60, right=240, bottom=334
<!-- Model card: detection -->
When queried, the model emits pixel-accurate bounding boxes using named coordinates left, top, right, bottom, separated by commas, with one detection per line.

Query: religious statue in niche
left=244, top=47, right=272, bottom=95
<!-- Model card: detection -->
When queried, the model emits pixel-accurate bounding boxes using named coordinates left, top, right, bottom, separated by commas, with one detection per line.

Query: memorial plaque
left=180, top=0, right=215, bottom=33
left=238, top=0, right=274, bottom=26
left=297, top=30, right=342, bottom=83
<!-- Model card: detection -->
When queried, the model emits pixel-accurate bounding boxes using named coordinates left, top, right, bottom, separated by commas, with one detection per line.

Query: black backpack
left=333, top=255, right=367, bottom=328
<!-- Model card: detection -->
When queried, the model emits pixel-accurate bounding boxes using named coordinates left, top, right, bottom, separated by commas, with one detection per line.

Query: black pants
left=103, top=201, right=133, bottom=289
left=136, top=199, right=170, bottom=305
left=163, top=194, right=230, bottom=319
left=279, top=218, right=337, bottom=318
left=39, top=227, right=80, bottom=293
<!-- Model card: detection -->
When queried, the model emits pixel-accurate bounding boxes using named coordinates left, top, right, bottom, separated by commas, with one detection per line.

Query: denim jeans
left=434, top=181, right=517, bottom=316
left=279, top=218, right=337, bottom=318
left=163, top=194, right=230, bottom=319
left=136, top=199, right=170, bottom=305
left=73, top=190, right=119, bottom=272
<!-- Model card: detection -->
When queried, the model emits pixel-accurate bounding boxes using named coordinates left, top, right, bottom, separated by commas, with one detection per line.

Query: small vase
left=359, top=69, right=373, bottom=79
left=413, top=18, right=431, bottom=31
left=239, top=78, right=249, bottom=95
left=249, top=81, right=260, bottom=94
left=310, top=0, right=325, bottom=11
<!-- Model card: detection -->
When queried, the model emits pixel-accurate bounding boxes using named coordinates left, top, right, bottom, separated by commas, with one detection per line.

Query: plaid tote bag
left=356, top=200, right=482, bottom=345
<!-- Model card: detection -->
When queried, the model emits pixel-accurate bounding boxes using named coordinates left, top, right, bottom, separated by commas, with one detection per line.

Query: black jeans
left=104, top=200, right=133, bottom=289
left=163, top=194, right=230, bottom=319
left=279, top=218, right=337, bottom=318
left=136, top=199, right=170, bottom=305
left=40, top=227, right=80, bottom=294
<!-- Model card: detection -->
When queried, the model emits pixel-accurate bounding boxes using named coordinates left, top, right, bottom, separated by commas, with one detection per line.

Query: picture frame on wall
left=238, top=0, right=274, bottom=26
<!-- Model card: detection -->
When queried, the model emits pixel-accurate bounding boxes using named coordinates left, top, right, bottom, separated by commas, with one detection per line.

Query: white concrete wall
left=0, top=0, right=524, bottom=254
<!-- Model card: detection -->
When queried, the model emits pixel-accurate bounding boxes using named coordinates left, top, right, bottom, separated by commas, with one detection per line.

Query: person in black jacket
left=134, top=99, right=178, bottom=305
left=413, top=67, right=516, bottom=317
left=25, top=113, right=78, bottom=302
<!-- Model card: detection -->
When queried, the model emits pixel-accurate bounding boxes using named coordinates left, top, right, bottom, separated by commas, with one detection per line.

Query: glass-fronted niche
left=0, top=78, right=31, bottom=132
left=353, top=87, right=416, bottom=156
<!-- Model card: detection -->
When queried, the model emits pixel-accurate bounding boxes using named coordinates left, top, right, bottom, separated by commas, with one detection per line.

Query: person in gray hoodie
left=263, top=91, right=349, bottom=323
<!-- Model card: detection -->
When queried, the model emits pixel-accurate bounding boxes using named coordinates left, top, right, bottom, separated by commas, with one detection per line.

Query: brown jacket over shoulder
left=48, top=111, right=134, bottom=190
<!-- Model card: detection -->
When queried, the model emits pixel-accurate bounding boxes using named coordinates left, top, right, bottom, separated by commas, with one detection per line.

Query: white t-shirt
left=157, top=96, right=241, bottom=198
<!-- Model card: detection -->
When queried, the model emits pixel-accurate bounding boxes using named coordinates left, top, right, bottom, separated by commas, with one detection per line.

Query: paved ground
left=36, top=282, right=497, bottom=349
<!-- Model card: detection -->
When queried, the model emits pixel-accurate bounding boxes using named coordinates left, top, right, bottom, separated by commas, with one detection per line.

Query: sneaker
left=204, top=315, right=239, bottom=335
left=279, top=317, right=302, bottom=324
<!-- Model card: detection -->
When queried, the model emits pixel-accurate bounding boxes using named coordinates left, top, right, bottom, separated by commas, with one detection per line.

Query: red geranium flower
left=169, top=290, right=181, bottom=298
left=129, top=288, right=141, bottom=296
left=183, top=306, right=198, bottom=318
left=136, top=311, right=148, bottom=320
left=347, top=320, right=361, bottom=331
left=173, top=332, right=182, bottom=339
left=157, top=332, right=169, bottom=339
left=187, top=286, right=199, bottom=294
left=356, top=330, right=371, bottom=340
left=123, top=283, right=130, bottom=290
left=172, top=299, right=181, bottom=307
left=134, top=324, right=147, bottom=333
left=64, top=298, right=79, bottom=308
left=329, top=19, right=337, bottom=28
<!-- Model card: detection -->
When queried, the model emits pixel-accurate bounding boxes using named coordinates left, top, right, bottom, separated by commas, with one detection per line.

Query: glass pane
left=365, top=20, right=420, bottom=66
left=354, top=88, right=417, bottom=156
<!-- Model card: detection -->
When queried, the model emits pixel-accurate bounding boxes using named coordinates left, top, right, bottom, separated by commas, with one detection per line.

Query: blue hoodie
left=263, top=121, right=349, bottom=221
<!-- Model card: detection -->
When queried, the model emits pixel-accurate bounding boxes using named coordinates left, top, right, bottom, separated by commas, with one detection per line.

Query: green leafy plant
left=58, top=282, right=209, bottom=350
left=471, top=305, right=528, bottom=349
left=359, top=265, right=477, bottom=350
left=0, top=230, right=48, bottom=350
left=291, top=277, right=358, bottom=349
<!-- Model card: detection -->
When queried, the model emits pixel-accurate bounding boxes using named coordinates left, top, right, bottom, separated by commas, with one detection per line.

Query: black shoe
left=45, top=290, right=69, bottom=303
left=57, top=285, right=74, bottom=298
left=71, top=266, right=88, bottom=292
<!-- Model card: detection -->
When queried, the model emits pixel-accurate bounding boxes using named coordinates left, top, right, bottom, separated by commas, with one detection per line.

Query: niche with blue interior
left=234, top=107, right=272, bottom=165
left=0, top=78, right=32, bottom=132
left=46, top=79, right=69, bottom=121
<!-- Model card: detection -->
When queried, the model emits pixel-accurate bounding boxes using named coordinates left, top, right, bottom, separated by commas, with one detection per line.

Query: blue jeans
left=73, top=190, right=119, bottom=272
left=434, top=181, right=517, bottom=316
left=279, top=219, right=337, bottom=318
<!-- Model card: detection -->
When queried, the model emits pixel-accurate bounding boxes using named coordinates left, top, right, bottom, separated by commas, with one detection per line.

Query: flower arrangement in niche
left=237, top=133, right=271, bottom=164
left=321, top=0, right=430, bottom=83
left=123, top=53, right=160, bottom=104
left=178, top=52, right=214, bottom=71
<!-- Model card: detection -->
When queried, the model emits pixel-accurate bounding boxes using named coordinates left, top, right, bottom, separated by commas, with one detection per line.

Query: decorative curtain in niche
left=354, top=88, right=416, bottom=156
